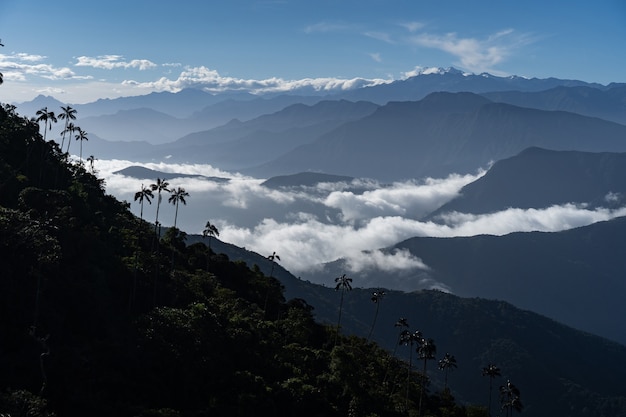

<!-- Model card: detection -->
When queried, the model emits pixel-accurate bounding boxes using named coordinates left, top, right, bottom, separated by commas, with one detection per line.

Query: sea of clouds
left=96, top=159, right=626, bottom=289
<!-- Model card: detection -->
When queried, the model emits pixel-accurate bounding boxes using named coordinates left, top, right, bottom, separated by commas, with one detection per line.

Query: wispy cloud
left=364, top=31, right=394, bottom=44
left=75, top=55, right=158, bottom=70
left=408, top=29, right=533, bottom=74
left=369, top=52, right=382, bottom=63
left=400, top=21, right=426, bottom=33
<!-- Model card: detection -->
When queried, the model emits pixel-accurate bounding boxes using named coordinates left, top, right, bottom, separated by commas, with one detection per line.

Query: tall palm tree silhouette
left=202, top=221, right=219, bottom=250
left=482, top=363, right=501, bottom=416
left=438, top=352, right=457, bottom=391
left=134, top=184, right=154, bottom=223
left=417, top=337, right=437, bottom=416
left=367, top=289, right=385, bottom=340
left=0, top=39, right=4, bottom=85
left=150, top=178, right=170, bottom=239
left=62, top=122, right=77, bottom=153
left=334, top=273, right=353, bottom=345
left=382, top=317, right=410, bottom=387
left=168, top=186, right=189, bottom=229
left=499, top=380, right=523, bottom=417
left=35, top=107, right=57, bottom=142
left=86, top=155, right=97, bottom=174
left=267, top=251, right=280, bottom=277
left=74, top=127, right=88, bottom=164
left=399, top=329, right=422, bottom=411
left=58, top=105, right=77, bottom=151
left=202, top=221, right=219, bottom=271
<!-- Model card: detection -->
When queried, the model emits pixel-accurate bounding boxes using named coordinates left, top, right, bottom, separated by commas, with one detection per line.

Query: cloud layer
left=96, top=159, right=626, bottom=290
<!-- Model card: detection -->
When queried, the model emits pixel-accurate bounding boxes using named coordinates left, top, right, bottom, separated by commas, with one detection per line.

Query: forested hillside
left=0, top=104, right=480, bottom=416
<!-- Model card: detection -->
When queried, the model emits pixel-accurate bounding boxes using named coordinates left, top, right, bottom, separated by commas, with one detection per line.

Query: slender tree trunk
left=335, top=289, right=345, bottom=345
left=367, top=302, right=380, bottom=340
left=419, top=359, right=427, bottom=416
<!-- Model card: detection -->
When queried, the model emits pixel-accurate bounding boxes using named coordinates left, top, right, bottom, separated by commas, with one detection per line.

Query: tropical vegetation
left=1, top=102, right=498, bottom=417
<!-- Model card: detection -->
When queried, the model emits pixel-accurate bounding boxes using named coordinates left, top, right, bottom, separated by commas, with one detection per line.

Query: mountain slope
left=246, top=92, right=626, bottom=181
left=137, top=99, right=380, bottom=167
left=185, top=233, right=626, bottom=417
left=389, top=217, right=626, bottom=345
left=482, top=84, right=626, bottom=125
left=428, top=147, right=626, bottom=218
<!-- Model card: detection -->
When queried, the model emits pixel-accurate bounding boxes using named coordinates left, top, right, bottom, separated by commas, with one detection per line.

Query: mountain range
left=6, top=67, right=626, bottom=416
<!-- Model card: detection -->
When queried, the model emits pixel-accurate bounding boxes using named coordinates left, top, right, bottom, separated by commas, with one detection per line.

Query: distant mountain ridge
left=428, top=147, right=626, bottom=218
left=301, top=215, right=626, bottom=345
left=246, top=92, right=626, bottom=181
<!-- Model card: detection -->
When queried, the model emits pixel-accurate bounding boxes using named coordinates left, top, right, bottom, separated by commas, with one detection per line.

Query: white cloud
left=400, top=21, right=426, bottom=33
left=369, top=52, right=382, bottom=63
left=0, top=52, right=79, bottom=80
left=96, top=159, right=626, bottom=288
left=364, top=32, right=394, bottom=44
left=408, top=29, right=533, bottom=74
left=75, top=55, right=157, bottom=70
left=120, top=65, right=392, bottom=95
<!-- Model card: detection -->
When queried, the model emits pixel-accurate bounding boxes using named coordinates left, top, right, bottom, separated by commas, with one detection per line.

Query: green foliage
left=0, top=103, right=467, bottom=417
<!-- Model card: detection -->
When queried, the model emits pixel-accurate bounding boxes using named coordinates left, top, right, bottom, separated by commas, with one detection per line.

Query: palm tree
left=150, top=178, right=170, bottom=238
left=267, top=251, right=280, bottom=277
left=202, top=221, right=219, bottom=271
left=168, top=186, right=189, bottom=228
left=482, top=363, right=501, bottom=417
left=399, top=329, right=422, bottom=410
left=438, top=352, right=457, bottom=391
left=382, top=317, right=410, bottom=386
left=0, top=39, right=4, bottom=85
left=333, top=273, right=353, bottom=345
left=86, top=155, right=97, bottom=174
left=74, top=127, right=88, bottom=163
left=58, top=105, right=77, bottom=151
left=202, top=221, right=219, bottom=250
left=134, top=184, right=154, bottom=222
left=499, top=380, right=523, bottom=417
left=62, top=122, right=77, bottom=154
left=417, top=337, right=437, bottom=416
left=367, top=289, right=385, bottom=340
left=35, top=107, right=57, bottom=142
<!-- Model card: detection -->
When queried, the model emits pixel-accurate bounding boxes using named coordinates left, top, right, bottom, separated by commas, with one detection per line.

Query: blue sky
left=1, top=0, right=625, bottom=103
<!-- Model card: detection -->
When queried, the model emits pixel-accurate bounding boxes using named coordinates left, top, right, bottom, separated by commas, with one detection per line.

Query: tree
left=417, top=337, right=437, bottom=416
left=74, top=127, right=88, bottom=163
left=438, top=352, right=457, bottom=391
left=35, top=107, right=57, bottom=142
left=399, top=329, right=422, bottom=411
left=58, top=105, right=77, bottom=151
left=267, top=251, right=280, bottom=278
left=0, top=38, right=4, bottom=85
left=150, top=178, right=170, bottom=238
left=500, top=380, right=523, bottom=417
left=202, top=221, right=219, bottom=250
left=333, top=273, right=352, bottom=345
left=202, top=221, right=219, bottom=270
left=86, top=155, right=97, bottom=174
left=367, top=289, right=385, bottom=340
left=134, top=184, right=154, bottom=223
left=62, top=122, right=77, bottom=154
left=168, top=186, right=189, bottom=229
left=482, top=363, right=501, bottom=417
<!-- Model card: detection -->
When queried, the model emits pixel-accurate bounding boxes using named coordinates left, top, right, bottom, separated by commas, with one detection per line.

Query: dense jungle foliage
left=0, top=104, right=490, bottom=416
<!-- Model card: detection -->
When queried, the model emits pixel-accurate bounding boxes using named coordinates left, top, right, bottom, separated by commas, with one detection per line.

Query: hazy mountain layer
left=429, top=147, right=626, bottom=218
